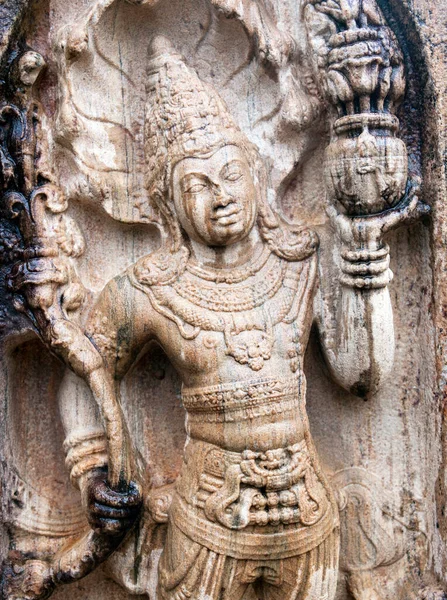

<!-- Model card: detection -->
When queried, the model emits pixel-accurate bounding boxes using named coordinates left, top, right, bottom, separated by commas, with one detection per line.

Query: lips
left=212, top=205, right=241, bottom=226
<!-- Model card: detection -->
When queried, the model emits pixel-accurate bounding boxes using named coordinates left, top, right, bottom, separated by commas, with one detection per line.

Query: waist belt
left=171, top=439, right=339, bottom=560
left=181, top=376, right=302, bottom=423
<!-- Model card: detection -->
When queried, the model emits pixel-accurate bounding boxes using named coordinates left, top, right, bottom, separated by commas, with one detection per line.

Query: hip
left=171, top=438, right=339, bottom=560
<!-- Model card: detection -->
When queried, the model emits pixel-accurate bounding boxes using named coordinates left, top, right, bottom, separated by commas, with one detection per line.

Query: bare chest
left=144, top=254, right=316, bottom=386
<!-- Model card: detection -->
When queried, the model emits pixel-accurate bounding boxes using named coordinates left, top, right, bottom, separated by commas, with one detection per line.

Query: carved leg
left=346, top=571, right=381, bottom=600
left=260, top=528, right=340, bottom=600
left=157, top=522, right=251, bottom=600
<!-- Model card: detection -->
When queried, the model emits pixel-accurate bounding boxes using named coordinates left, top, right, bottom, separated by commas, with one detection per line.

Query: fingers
left=86, top=472, right=143, bottom=537
left=326, top=205, right=355, bottom=245
left=381, top=194, right=430, bottom=234
left=89, top=478, right=142, bottom=508
left=89, top=501, right=140, bottom=520
left=398, top=193, right=430, bottom=221
left=326, top=205, right=338, bottom=222
left=87, top=493, right=141, bottom=537
left=327, top=176, right=430, bottom=245
left=378, top=176, right=425, bottom=233
left=371, top=198, right=416, bottom=233
left=88, top=516, right=137, bottom=537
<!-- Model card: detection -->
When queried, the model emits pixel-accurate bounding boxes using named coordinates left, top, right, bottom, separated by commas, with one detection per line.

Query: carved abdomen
left=182, top=375, right=308, bottom=451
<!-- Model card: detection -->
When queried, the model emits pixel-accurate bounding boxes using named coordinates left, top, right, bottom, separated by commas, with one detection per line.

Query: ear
left=150, top=185, right=183, bottom=252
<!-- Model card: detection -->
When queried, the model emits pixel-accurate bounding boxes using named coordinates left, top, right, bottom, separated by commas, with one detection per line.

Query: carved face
left=172, top=145, right=257, bottom=246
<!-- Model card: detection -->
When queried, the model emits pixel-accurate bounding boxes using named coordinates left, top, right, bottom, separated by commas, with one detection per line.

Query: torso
left=129, top=246, right=318, bottom=452
left=126, top=246, right=338, bottom=552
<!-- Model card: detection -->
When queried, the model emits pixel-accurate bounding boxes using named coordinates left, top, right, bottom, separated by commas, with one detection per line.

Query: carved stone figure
left=0, top=0, right=444, bottom=599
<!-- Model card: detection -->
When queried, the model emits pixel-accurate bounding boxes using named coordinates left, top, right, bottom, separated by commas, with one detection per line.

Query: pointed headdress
left=143, top=36, right=318, bottom=261
left=145, top=35, right=257, bottom=200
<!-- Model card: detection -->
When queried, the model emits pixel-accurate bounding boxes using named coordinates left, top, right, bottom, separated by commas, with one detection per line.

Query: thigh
left=157, top=521, right=206, bottom=599
left=157, top=521, right=251, bottom=600
left=261, top=528, right=340, bottom=600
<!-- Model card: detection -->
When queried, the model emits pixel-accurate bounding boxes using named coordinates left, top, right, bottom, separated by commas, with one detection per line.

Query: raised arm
left=300, top=0, right=431, bottom=397
left=315, top=181, right=429, bottom=397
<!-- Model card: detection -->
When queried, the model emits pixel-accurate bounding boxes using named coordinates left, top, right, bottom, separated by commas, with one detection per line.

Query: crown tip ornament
left=147, top=34, right=174, bottom=59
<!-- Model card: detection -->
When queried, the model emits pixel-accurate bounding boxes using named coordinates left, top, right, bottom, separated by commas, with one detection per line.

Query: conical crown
left=142, top=37, right=318, bottom=263
left=145, top=36, right=251, bottom=198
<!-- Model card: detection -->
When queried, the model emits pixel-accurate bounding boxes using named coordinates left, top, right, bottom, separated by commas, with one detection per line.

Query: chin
left=210, top=224, right=248, bottom=246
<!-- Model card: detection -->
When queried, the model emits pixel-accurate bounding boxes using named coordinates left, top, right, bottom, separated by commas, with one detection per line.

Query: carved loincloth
left=157, top=524, right=340, bottom=600
left=170, top=433, right=339, bottom=560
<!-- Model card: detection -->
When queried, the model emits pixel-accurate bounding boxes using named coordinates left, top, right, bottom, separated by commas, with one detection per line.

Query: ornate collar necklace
left=185, top=245, right=272, bottom=284
left=173, top=252, right=285, bottom=314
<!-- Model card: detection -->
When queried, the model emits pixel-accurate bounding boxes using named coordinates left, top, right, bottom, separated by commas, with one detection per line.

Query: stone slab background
left=0, top=0, right=446, bottom=598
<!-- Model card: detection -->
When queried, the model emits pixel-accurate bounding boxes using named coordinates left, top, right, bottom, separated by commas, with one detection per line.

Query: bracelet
left=341, top=255, right=390, bottom=276
left=340, top=270, right=394, bottom=289
left=341, top=244, right=390, bottom=263
left=64, top=430, right=108, bottom=489
left=340, top=244, right=392, bottom=289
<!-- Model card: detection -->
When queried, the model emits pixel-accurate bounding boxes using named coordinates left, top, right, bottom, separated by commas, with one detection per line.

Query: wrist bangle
left=340, top=269, right=393, bottom=290
left=339, top=244, right=392, bottom=289
left=341, top=254, right=390, bottom=276
left=341, top=243, right=390, bottom=263
left=64, top=430, right=108, bottom=489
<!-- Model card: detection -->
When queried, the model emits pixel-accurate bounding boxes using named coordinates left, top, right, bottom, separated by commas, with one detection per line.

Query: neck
left=189, top=228, right=264, bottom=270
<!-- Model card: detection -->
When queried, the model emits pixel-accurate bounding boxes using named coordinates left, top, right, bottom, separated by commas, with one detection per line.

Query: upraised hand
left=327, top=178, right=430, bottom=251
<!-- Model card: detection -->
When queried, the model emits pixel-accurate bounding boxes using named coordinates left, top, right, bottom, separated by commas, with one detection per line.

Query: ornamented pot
left=324, top=113, right=408, bottom=216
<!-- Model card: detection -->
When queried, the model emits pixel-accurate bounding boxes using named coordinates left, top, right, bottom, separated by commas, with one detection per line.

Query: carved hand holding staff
left=1, top=0, right=430, bottom=599
left=1, top=50, right=140, bottom=600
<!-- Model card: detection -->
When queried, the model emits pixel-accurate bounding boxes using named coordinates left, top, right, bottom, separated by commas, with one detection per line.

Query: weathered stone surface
left=0, top=1, right=446, bottom=599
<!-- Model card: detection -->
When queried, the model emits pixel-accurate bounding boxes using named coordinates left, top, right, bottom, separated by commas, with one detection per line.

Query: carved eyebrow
left=180, top=173, right=207, bottom=187
left=220, top=160, right=245, bottom=175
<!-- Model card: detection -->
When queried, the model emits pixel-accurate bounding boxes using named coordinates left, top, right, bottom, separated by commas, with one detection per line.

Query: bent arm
left=316, top=189, right=427, bottom=398
left=59, top=369, right=108, bottom=491
left=315, top=259, right=394, bottom=397
left=58, top=274, right=154, bottom=491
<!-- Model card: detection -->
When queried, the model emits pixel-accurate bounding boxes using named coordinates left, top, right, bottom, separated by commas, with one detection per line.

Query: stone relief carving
left=0, top=0, right=442, bottom=599
left=332, top=467, right=414, bottom=600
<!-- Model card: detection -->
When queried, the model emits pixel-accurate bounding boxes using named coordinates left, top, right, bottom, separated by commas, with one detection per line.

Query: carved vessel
left=325, top=113, right=408, bottom=215
left=0, top=1, right=445, bottom=600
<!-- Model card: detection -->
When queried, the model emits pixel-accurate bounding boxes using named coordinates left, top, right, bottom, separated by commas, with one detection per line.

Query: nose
left=212, top=183, right=234, bottom=208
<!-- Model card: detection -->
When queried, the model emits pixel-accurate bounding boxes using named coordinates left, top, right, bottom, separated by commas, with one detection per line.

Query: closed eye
left=185, top=182, right=207, bottom=193
left=225, top=171, right=243, bottom=182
